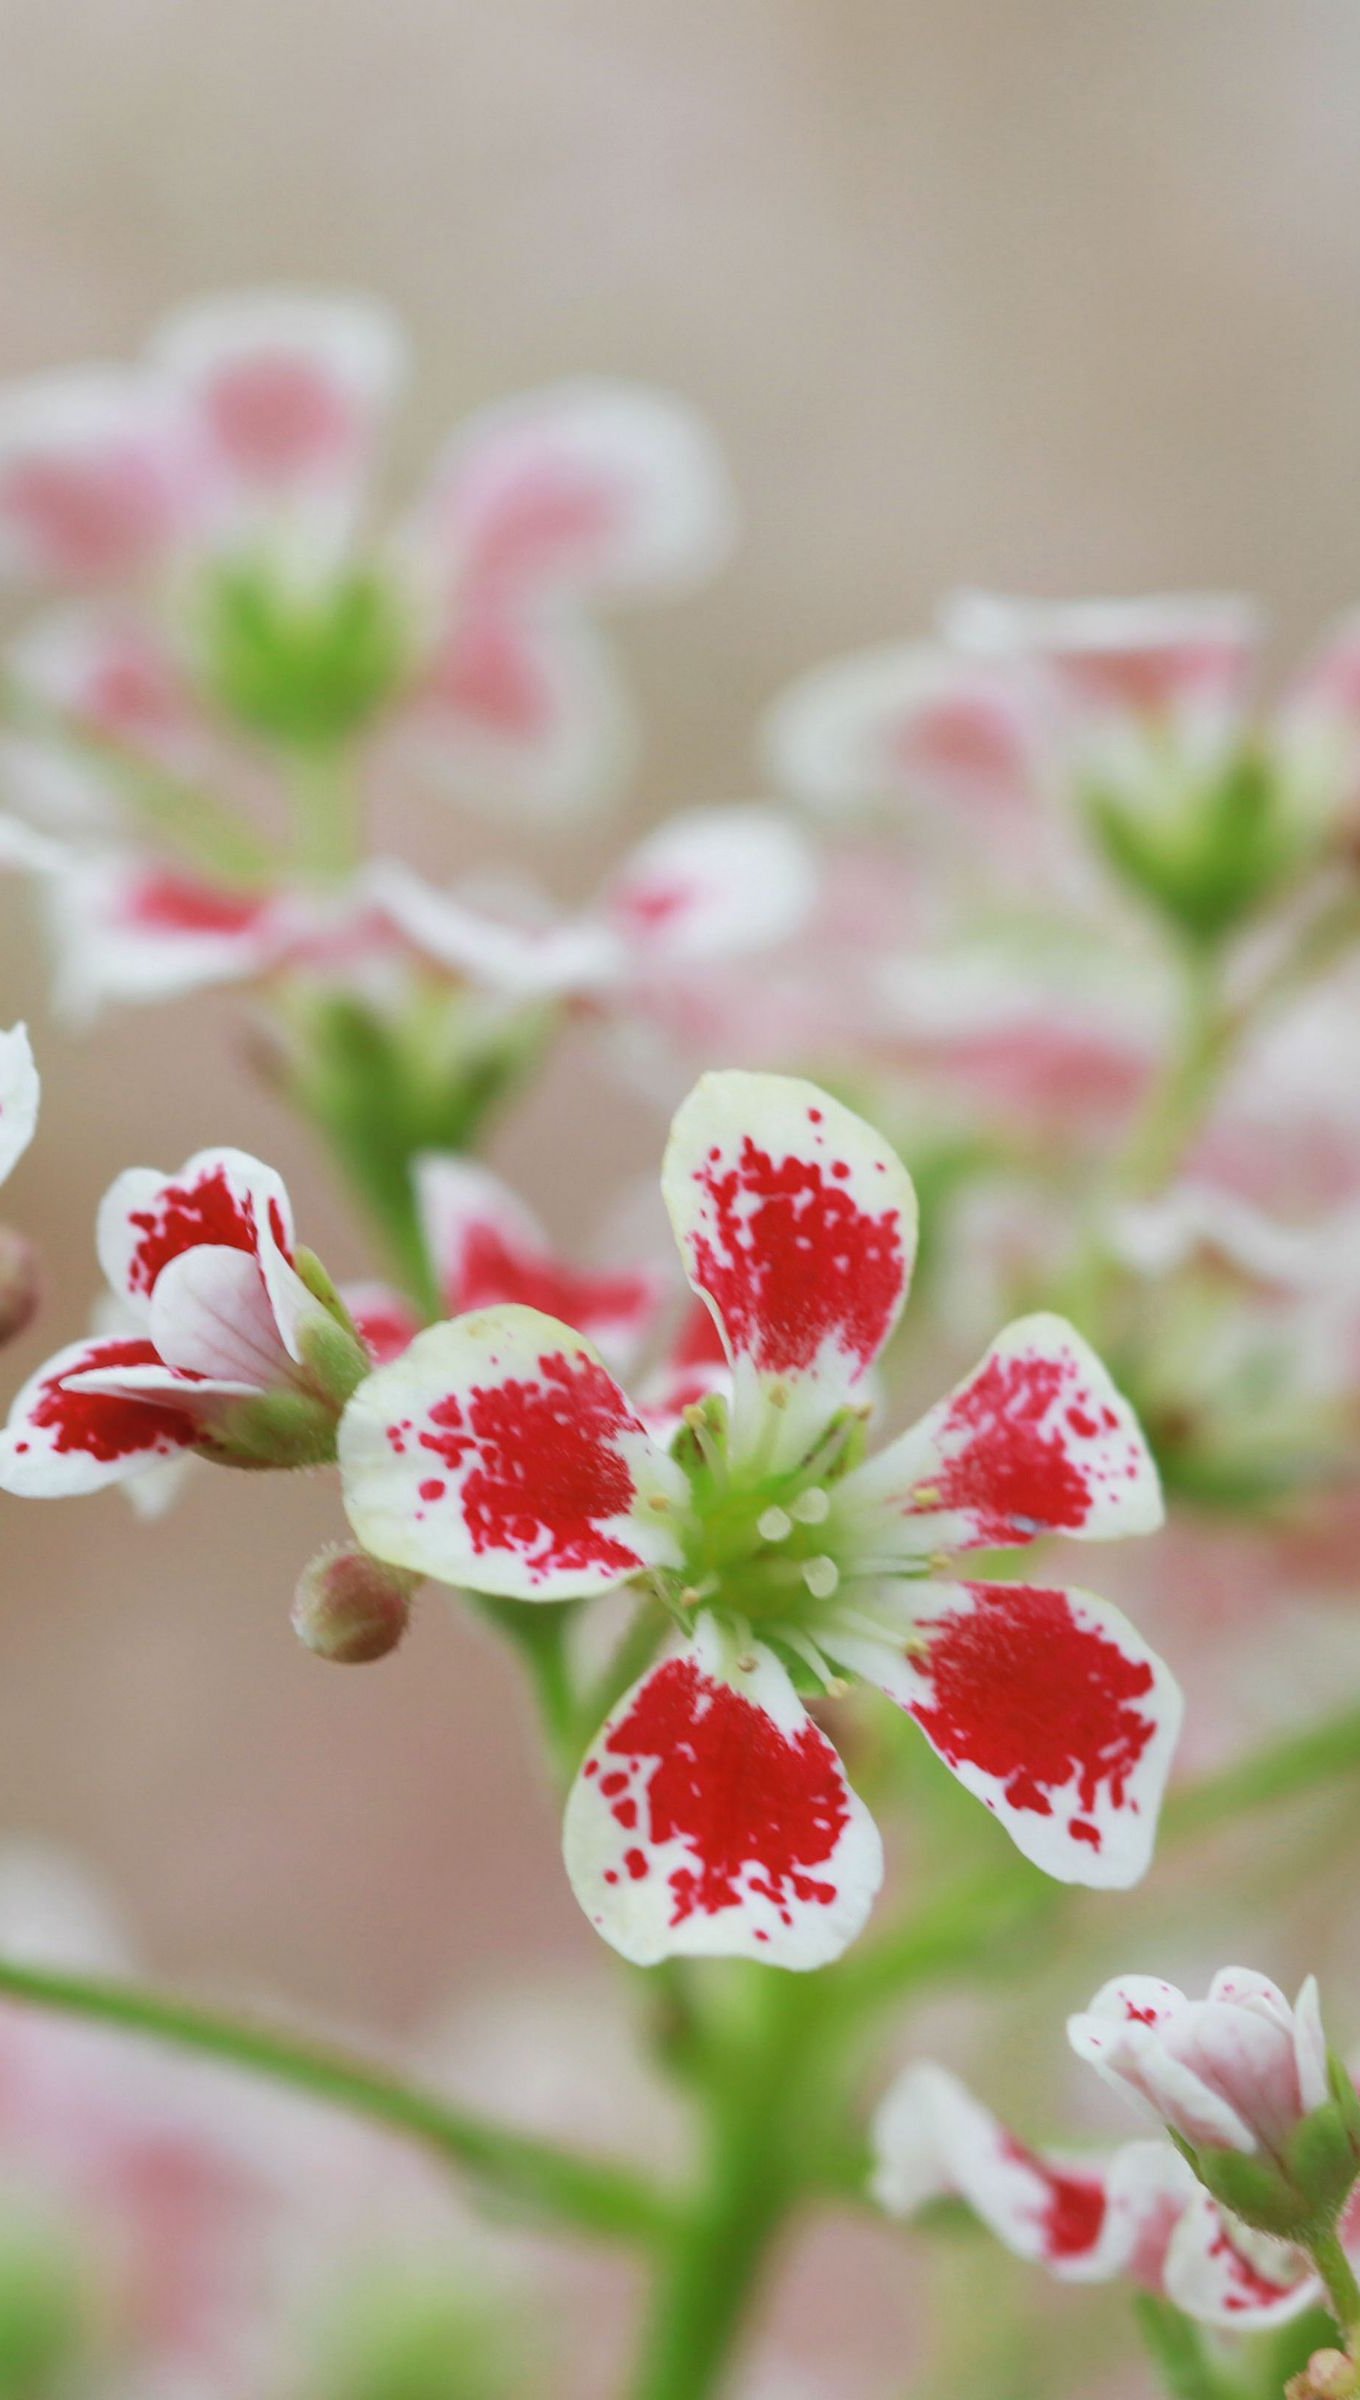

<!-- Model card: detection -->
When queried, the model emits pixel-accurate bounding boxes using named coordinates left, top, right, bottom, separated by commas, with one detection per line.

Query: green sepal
left=295, top=1308, right=372, bottom=1411
left=196, top=556, right=415, bottom=747
left=202, top=1389, right=339, bottom=1471
left=1085, top=745, right=1311, bottom=946
left=1191, top=2144, right=1310, bottom=2239
left=1329, top=2052, right=1360, bottom=2148
left=1285, top=2100, right=1360, bottom=2220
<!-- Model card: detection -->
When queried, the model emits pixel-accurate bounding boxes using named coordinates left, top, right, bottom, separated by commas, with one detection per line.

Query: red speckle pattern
left=0, top=452, right=171, bottom=581
left=29, top=1338, right=197, bottom=1463
left=125, top=1165, right=287, bottom=1299
left=1000, top=2136, right=1107, bottom=2262
left=592, top=1654, right=851, bottom=1931
left=930, top=1347, right=1127, bottom=1541
left=464, top=465, right=623, bottom=595
left=409, top=1347, right=646, bottom=1583
left=428, top=611, right=551, bottom=737
left=1207, top=2221, right=1301, bottom=2313
left=126, top=873, right=267, bottom=939
left=911, top=1583, right=1157, bottom=1849
left=450, top=1224, right=653, bottom=1345
left=687, top=1127, right=906, bottom=1378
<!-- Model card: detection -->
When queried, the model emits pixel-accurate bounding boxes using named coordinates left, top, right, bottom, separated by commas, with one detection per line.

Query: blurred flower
left=0, top=1145, right=363, bottom=1494
left=871, top=2057, right=1333, bottom=2332
left=0, top=290, right=735, bottom=822
left=0, top=1023, right=40, bottom=1346
left=338, top=1070, right=1175, bottom=1968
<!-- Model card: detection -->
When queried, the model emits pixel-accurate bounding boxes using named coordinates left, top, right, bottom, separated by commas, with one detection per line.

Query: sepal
left=205, top=1387, right=340, bottom=1469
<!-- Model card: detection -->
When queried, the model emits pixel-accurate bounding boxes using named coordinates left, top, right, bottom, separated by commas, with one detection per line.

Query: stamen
left=780, top=1626, right=850, bottom=1697
left=803, top=1555, right=840, bottom=1602
left=790, top=1485, right=830, bottom=1525
left=758, top=1505, right=793, bottom=1543
left=682, top=1403, right=727, bottom=1487
left=911, top=1481, right=942, bottom=1507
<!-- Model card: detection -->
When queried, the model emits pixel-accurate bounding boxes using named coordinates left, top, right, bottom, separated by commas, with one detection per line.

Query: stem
left=1311, top=2225, right=1360, bottom=2350
left=629, top=1976, right=821, bottom=2400
left=0, top=1957, right=670, bottom=2246
left=1133, top=2293, right=1232, bottom=2400
left=1116, top=939, right=1228, bottom=1202
left=293, top=742, right=363, bottom=880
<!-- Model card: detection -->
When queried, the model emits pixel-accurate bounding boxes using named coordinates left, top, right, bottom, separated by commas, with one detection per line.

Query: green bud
left=1286, top=2099, right=1360, bottom=2221
left=1086, top=745, right=1312, bottom=944
left=195, top=555, right=414, bottom=747
left=292, top=1544, right=415, bottom=1664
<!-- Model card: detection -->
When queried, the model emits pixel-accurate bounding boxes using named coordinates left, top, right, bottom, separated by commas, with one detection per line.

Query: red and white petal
left=337, top=1305, right=686, bottom=1599
left=0, top=1023, right=39, bottom=1186
left=8, top=603, right=206, bottom=770
left=149, top=289, right=405, bottom=502
left=1162, top=2189, right=1318, bottom=2330
left=602, top=807, right=817, bottom=971
left=636, top=1301, right=733, bottom=1446
left=945, top=589, right=1261, bottom=733
left=342, top=1281, right=422, bottom=1367
left=365, top=859, right=618, bottom=1000
left=0, top=1336, right=201, bottom=1495
left=398, top=599, right=633, bottom=822
left=563, top=1615, right=882, bottom=1967
left=417, top=380, right=734, bottom=602
left=1072, top=1975, right=1188, bottom=2034
left=0, top=368, right=199, bottom=585
left=45, top=853, right=279, bottom=1023
left=842, top=1313, right=1163, bottom=1556
left=762, top=641, right=1040, bottom=822
left=870, top=2062, right=1186, bottom=2283
left=829, top=1580, right=1181, bottom=1888
left=97, top=1147, right=297, bottom=1333
left=661, top=1072, right=917, bottom=1465
left=414, top=1155, right=663, bottom=1366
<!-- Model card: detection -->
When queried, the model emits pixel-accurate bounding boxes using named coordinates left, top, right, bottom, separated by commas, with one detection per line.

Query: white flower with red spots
left=0, top=1147, right=357, bottom=1495
left=338, top=1070, right=1177, bottom=1969
left=1068, top=1970, right=1333, bottom=2168
left=871, top=2058, right=1341, bottom=2332
left=0, top=288, right=735, bottom=821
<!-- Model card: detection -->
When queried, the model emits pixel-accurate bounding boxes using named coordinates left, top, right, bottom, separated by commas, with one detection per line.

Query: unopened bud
left=0, top=1225, right=38, bottom=1346
left=1287, top=2350, right=1358, bottom=2400
left=292, top=1543, right=416, bottom=1665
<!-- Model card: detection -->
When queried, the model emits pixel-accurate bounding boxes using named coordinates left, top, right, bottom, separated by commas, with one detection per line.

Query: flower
left=337, top=1069, right=1177, bottom=1968
left=870, top=2058, right=1339, bottom=2332
left=0, top=1146, right=362, bottom=1495
left=1068, top=1970, right=1359, bottom=2227
left=0, top=289, right=735, bottom=821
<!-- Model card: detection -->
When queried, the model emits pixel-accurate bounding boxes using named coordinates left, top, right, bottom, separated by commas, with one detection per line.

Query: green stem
left=629, top=1976, right=821, bottom=2400
left=1133, top=2293, right=1232, bottom=2400
left=476, top=1596, right=581, bottom=1783
left=292, top=742, right=363, bottom=880
left=1311, top=2224, right=1360, bottom=2350
left=1116, top=939, right=1229, bottom=1202
left=0, top=1957, right=670, bottom=2246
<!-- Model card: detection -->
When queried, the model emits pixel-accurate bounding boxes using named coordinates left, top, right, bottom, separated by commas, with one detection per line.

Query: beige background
left=2, top=3, right=1360, bottom=2384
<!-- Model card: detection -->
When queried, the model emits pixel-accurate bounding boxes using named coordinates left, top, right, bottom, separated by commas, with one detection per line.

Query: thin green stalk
left=1310, top=2226, right=1360, bottom=2351
left=629, top=1976, right=822, bottom=2400
left=0, top=1957, right=670, bottom=2246
left=1133, top=2293, right=1232, bottom=2400
left=293, top=742, right=363, bottom=880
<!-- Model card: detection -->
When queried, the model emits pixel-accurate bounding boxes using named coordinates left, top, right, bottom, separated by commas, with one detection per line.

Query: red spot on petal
left=912, top=1583, right=1156, bottom=1832
left=690, top=1135, right=905, bottom=1378
left=1000, top=2136, right=1107, bottom=2262
left=203, top=356, right=356, bottom=480
left=126, top=1164, right=287, bottom=1299
left=417, top=1349, right=644, bottom=1582
left=451, top=1224, right=653, bottom=1346
left=31, top=1339, right=197, bottom=1463
left=124, top=873, right=266, bottom=940
left=934, top=1351, right=1100, bottom=1538
left=599, top=1655, right=851, bottom=1929
left=418, top=1477, right=446, bottom=1502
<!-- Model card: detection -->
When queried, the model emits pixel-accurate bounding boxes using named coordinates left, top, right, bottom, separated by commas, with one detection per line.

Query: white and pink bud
left=291, top=1543, right=416, bottom=1665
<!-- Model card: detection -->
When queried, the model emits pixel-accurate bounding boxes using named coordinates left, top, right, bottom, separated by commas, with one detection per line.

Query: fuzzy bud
left=1287, top=2351, right=1359, bottom=2400
left=0, top=1224, right=38, bottom=1346
left=292, top=1543, right=415, bottom=1665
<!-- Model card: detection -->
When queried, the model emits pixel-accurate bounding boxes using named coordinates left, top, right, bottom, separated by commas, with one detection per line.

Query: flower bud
left=1287, top=2351, right=1359, bottom=2400
left=292, top=1543, right=415, bottom=1664
left=0, top=1224, right=38, bottom=1346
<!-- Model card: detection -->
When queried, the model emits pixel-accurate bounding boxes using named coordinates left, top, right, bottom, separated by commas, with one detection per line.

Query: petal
left=338, top=1306, right=687, bottom=1599
left=148, top=1247, right=290, bottom=1389
left=832, top=1580, right=1181, bottom=1887
left=97, top=1147, right=296, bottom=1327
left=149, top=289, right=405, bottom=498
left=417, top=380, right=734, bottom=600
left=661, top=1072, right=917, bottom=1464
left=365, top=859, right=618, bottom=999
left=8, top=603, right=205, bottom=771
left=1075, top=1975, right=1189, bottom=2031
left=1163, top=2189, right=1317, bottom=2330
left=0, top=1335, right=200, bottom=1495
left=0, top=812, right=68, bottom=875
left=562, top=1615, right=882, bottom=1967
left=842, top=1313, right=1163, bottom=1554
left=0, top=1023, right=39, bottom=1185
left=398, top=600, right=633, bottom=822
left=762, top=641, right=1039, bottom=821
left=414, top=1156, right=663, bottom=1367
left=342, top=1281, right=422, bottom=1367
left=45, top=853, right=277, bottom=1022
left=1294, top=1975, right=1331, bottom=2116
left=0, top=367, right=197, bottom=584
left=870, top=2062, right=1185, bottom=2283
left=944, top=589, right=1261, bottom=730
left=602, top=807, right=817, bottom=968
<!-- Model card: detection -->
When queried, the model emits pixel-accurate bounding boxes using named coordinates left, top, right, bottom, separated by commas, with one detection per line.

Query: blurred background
left=3, top=3, right=1360, bottom=2388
